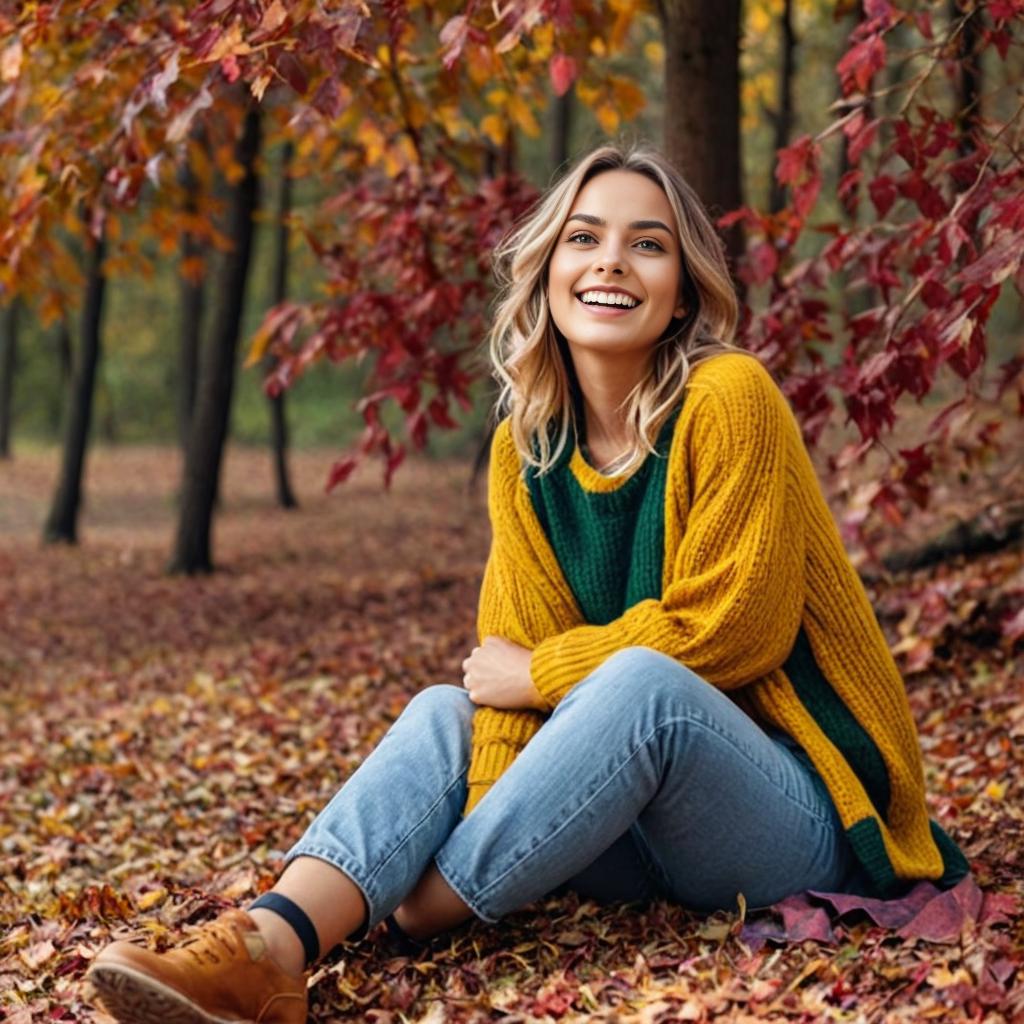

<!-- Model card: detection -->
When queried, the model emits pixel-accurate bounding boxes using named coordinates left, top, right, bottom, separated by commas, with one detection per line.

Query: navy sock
left=384, top=912, right=429, bottom=956
left=249, top=892, right=320, bottom=968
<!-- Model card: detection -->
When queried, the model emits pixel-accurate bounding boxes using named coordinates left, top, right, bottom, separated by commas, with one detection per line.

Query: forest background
left=2, top=0, right=1023, bottom=1020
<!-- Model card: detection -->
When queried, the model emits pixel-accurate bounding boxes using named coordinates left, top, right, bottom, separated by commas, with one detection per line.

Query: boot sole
left=87, top=962, right=246, bottom=1024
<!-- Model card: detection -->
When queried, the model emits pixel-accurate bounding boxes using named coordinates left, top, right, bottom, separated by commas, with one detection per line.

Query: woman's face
left=547, top=169, right=686, bottom=366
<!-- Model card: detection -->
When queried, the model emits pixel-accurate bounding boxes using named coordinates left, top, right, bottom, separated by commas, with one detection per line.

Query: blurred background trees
left=0, top=0, right=1021, bottom=572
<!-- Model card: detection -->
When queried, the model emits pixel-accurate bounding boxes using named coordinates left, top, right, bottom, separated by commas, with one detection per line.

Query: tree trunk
left=43, top=229, right=106, bottom=544
left=953, top=1, right=983, bottom=158
left=267, top=140, right=298, bottom=509
left=0, top=298, right=18, bottom=459
left=658, top=0, right=744, bottom=271
left=168, top=105, right=261, bottom=574
left=178, top=144, right=206, bottom=453
left=55, top=319, right=72, bottom=381
left=769, top=0, right=797, bottom=213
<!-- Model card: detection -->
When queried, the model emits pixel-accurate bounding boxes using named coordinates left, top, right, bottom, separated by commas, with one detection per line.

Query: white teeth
left=579, top=290, right=639, bottom=308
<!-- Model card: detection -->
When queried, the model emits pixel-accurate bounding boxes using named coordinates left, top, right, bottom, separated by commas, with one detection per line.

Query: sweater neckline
left=567, top=402, right=682, bottom=494
left=569, top=444, right=640, bottom=492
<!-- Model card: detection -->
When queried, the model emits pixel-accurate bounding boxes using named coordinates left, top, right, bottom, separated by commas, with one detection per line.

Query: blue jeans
left=285, top=647, right=856, bottom=938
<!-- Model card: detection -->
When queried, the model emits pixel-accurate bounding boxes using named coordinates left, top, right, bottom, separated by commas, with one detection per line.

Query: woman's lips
left=575, top=295, right=641, bottom=317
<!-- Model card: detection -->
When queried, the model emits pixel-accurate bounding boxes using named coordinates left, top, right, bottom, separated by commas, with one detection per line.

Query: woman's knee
left=576, top=646, right=706, bottom=708
left=390, top=684, right=475, bottom=767
left=405, top=683, right=475, bottom=725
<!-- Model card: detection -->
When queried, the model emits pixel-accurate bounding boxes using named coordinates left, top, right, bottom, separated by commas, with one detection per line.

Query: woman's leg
left=262, top=683, right=477, bottom=958
left=430, top=646, right=854, bottom=924
left=88, top=684, right=477, bottom=1023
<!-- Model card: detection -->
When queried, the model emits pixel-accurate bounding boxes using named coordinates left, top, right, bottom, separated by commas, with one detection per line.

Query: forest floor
left=1, top=433, right=1022, bottom=1023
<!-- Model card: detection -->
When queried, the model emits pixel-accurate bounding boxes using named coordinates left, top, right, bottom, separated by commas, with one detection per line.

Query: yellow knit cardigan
left=464, top=352, right=958, bottom=893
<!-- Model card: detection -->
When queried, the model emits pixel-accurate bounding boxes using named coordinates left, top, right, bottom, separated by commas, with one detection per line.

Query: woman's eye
left=565, top=232, right=664, bottom=251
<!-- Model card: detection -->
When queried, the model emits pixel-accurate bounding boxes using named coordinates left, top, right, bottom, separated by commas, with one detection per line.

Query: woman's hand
left=461, top=636, right=548, bottom=711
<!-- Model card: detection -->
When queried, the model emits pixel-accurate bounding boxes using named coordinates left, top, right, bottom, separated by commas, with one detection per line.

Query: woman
left=88, top=143, right=968, bottom=1024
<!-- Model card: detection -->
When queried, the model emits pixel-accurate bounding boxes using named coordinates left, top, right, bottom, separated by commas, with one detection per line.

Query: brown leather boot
left=86, top=908, right=308, bottom=1024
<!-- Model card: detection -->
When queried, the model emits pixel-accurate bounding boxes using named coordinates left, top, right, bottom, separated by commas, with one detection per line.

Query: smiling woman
left=87, top=143, right=969, bottom=1024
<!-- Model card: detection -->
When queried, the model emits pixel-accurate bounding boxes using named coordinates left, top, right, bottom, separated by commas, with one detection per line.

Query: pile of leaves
left=1, top=439, right=1021, bottom=1021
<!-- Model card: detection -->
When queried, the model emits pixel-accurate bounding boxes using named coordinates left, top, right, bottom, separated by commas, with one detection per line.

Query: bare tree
left=43, top=226, right=106, bottom=544
left=267, top=139, right=298, bottom=509
left=169, top=104, right=261, bottom=574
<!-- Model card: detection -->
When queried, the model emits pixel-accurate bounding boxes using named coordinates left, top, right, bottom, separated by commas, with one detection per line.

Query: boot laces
left=181, top=919, right=240, bottom=966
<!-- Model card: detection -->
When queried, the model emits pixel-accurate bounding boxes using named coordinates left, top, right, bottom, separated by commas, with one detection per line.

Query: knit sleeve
left=462, top=421, right=550, bottom=816
left=529, top=356, right=807, bottom=708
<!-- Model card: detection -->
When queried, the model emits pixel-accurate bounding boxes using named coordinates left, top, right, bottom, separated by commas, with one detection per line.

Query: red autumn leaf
left=219, top=54, right=240, bottom=83
left=777, top=894, right=836, bottom=943
left=988, top=0, right=1024, bottom=21
left=325, top=454, right=359, bottom=492
left=921, top=278, right=951, bottom=308
left=957, top=231, right=1022, bottom=286
left=898, top=876, right=984, bottom=942
left=836, top=34, right=886, bottom=94
left=549, top=53, right=577, bottom=97
left=747, top=241, right=779, bottom=284
left=276, top=52, right=308, bottom=95
left=868, top=175, right=897, bottom=216
left=845, top=114, right=879, bottom=165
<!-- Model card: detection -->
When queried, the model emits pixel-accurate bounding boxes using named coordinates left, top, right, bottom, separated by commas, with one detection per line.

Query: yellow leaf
left=596, top=102, right=620, bottom=134
left=207, top=21, right=250, bottom=63
left=137, top=888, right=168, bottom=911
left=531, top=21, right=554, bottom=60
left=405, top=95, right=428, bottom=130
left=748, top=3, right=773, bottom=35
left=486, top=87, right=508, bottom=108
left=608, top=7, right=633, bottom=52
left=985, top=780, right=1006, bottom=800
left=466, top=44, right=493, bottom=87
left=590, top=36, right=607, bottom=57
left=356, top=118, right=386, bottom=166
left=610, top=76, right=646, bottom=119
left=480, top=113, right=507, bottom=146
left=250, top=70, right=273, bottom=102
left=437, top=104, right=468, bottom=137
left=260, top=0, right=288, bottom=32
left=37, top=82, right=63, bottom=112
left=244, top=327, right=273, bottom=369
left=644, top=40, right=664, bottom=65
left=508, top=93, right=540, bottom=137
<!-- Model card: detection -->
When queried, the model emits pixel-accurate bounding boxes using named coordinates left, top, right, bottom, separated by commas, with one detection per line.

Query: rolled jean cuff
left=282, top=845, right=377, bottom=943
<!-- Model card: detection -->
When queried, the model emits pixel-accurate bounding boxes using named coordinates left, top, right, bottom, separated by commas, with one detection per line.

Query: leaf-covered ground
left=1, top=439, right=1021, bottom=1022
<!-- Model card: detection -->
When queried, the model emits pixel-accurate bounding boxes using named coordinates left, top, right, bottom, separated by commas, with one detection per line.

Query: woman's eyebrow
left=567, top=213, right=674, bottom=234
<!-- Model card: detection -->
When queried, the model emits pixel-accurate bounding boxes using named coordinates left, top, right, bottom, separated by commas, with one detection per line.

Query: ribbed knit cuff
left=463, top=709, right=544, bottom=816
left=530, top=629, right=623, bottom=708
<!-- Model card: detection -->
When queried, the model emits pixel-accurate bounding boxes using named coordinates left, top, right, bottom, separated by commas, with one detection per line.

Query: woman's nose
left=593, top=245, right=626, bottom=274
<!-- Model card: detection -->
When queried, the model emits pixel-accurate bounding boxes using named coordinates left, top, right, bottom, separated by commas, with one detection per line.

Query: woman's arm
left=462, top=548, right=548, bottom=815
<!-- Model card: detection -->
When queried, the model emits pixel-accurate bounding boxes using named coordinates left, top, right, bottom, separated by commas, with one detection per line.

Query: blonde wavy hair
left=487, top=142, right=743, bottom=477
